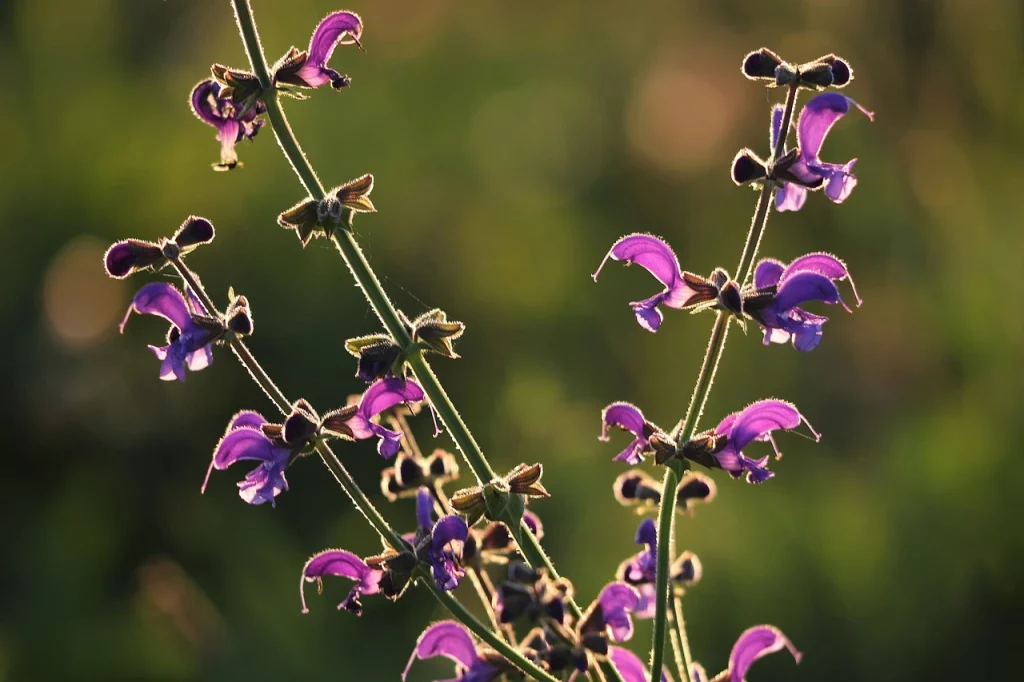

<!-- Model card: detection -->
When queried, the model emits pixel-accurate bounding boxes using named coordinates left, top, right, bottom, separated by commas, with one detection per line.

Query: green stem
left=672, top=596, right=694, bottom=681
left=423, top=571, right=560, bottom=682
left=666, top=605, right=686, bottom=682
left=648, top=83, right=800, bottom=682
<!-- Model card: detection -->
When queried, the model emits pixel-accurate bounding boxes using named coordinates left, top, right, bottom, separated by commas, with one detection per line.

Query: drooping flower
left=599, top=402, right=676, bottom=465
left=404, top=621, right=507, bottom=682
left=773, top=93, right=874, bottom=211
left=414, top=488, right=470, bottom=591
left=578, top=582, right=641, bottom=643
left=189, top=79, right=266, bottom=170
left=593, top=234, right=715, bottom=332
left=616, top=519, right=702, bottom=619
left=300, top=549, right=383, bottom=616
left=683, top=399, right=820, bottom=483
left=608, top=646, right=670, bottom=682
left=120, top=282, right=221, bottom=381
left=744, top=253, right=861, bottom=351
left=326, top=378, right=426, bottom=457
left=274, top=11, right=363, bottom=90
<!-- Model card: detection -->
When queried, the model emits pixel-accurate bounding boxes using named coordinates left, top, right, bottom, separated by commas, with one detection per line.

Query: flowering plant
left=105, top=5, right=872, bottom=681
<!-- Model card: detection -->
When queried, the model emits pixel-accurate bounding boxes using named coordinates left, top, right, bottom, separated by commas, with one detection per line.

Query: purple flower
left=332, top=378, right=426, bottom=457
left=202, top=411, right=292, bottom=506
left=415, top=488, right=469, bottom=591
left=608, top=646, right=670, bottom=682
left=190, top=79, right=266, bottom=171
left=774, top=92, right=874, bottom=211
left=600, top=403, right=652, bottom=464
left=300, top=549, right=383, bottom=616
left=593, top=234, right=709, bottom=332
left=698, top=399, right=820, bottom=483
left=727, top=626, right=801, bottom=682
left=579, top=582, right=641, bottom=643
left=403, top=621, right=503, bottom=682
left=276, top=11, right=363, bottom=90
left=120, top=282, right=220, bottom=382
left=746, top=253, right=861, bottom=351
left=616, top=519, right=702, bottom=619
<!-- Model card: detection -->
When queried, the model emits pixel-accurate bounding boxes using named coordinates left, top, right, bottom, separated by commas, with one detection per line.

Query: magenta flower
left=685, top=399, right=820, bottom=483
left=403, top=621, right=503, bottom=682
left=579, top=582, right=641, bottom=643
left=189, top=79, right=265, bottom=170
left=600, top=402, right=675, bottom=465
left=275, top=11, right=363, bottom=90
left=330, top=378, right=426, bottom=457
left=300, top=549, right=383, bottom=616
left=686, top=626, right=800, bottom=682
left=608, top=646, right=670, bottom=682
left=774, top=92, right=874, bottom=211
left=415, top=488, right=469, bottom=591
left=593, top=234, right=710, bottom=332
left=746, top=253, right=861, bottom=351
left=120, top=282, right=220, bottom=382
left=617, top=519, right=702, bottom=619
left=201, top=411, right=293, bottom=506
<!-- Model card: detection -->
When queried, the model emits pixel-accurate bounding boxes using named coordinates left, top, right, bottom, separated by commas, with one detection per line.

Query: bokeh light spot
left=43, top=235, right=124, bottom=350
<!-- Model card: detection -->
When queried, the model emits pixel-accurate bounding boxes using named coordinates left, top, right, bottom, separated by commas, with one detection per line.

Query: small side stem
left=667, top=606, right=686, bottom=682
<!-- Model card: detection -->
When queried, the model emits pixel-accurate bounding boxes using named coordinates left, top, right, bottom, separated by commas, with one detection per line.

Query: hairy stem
left=648, top=83, right=800, bottom=682
left=672, top=596, right=695, bottom=681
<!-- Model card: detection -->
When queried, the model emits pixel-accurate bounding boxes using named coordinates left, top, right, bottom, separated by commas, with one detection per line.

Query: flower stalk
left=648, top=82, right=800, bottom=682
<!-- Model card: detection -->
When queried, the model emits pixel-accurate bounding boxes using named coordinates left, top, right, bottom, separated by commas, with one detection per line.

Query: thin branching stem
left=648, top=83, right=800, bottom=682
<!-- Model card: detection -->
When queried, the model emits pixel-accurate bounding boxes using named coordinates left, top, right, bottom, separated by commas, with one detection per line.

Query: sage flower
left=329, top=378, right=426, bottom=457
left=617, top=519, right=702, bottom=618
left=578, top=582, right=641, bottom=643
left=684, top=399, right=819, bottom=483
left=593, top=234, right=711, bottom=332
left=120, top=282, right=218, bottom=382
left=774, top=92, right=874, bottom=211
left=415, top=488, right=469, bottom=591
left=403, top=621, right=504, bottom=682
left=690, top=626, right=800, bottom=682
left=275, top=11, right=363, bottom=90
left=189, top=79, right=265, bottom=170
left=201, top=411, right=294, bottom=506
left=300, top=549, right=383, bottom=616
left=745, top=253, right=861, bottom=351
left=599, top=402, right=677, bottom=465
left=608, top=646, right=669, bottom=682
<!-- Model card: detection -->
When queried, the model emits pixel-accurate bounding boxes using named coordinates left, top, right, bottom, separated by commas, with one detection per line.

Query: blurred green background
left=3, top=0, right=1021, bottom=680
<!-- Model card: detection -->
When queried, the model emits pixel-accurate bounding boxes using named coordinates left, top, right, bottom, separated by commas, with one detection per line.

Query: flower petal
left=211, top=427, right=278, bottom=470
left=121, top=282, right=192, bottom=334
left=432, top=515, right=469, bottom=554
left=190, top=79, right=226, bottom=127
left=781, top=253, right=848, bottom=282
left=300, top=549, right=381, bottom=614
left=753, top=259, right=785, bottom=289
left=728, top=625, right=801, bottom=682
left=601, top=402, right=646, bottom=440
left=227, top=410, right=267, bottom=432
left=774, top=271, right=841, bottom=311
left=774, top=182, right=807, bottom=212
left=307, top=11, right=363, bottom=69
left=797, top=92, right=872, bottom=162
left=416, top=486, right=435, bottom=530
left=608, top=646, right=666, bottom=682
left=358, top=378, right=425, bottom=422
left=404, top=621, right=477, bottom=680
left=635, top=518, right=657, bottom=551
left=770, top=104, right=785, bottom=152
left=726, top=400, right=803, bottom=453
left=594, top=234, right=694, bottom=309
left=599, top=582, right=640, bottom=642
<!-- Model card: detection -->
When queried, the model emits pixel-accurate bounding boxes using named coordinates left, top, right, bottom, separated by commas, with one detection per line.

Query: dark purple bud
left=104, top=239, right=164, bottom=279
left=671, top=551, right=702, bottom=586
left=797, top=62, right=835, bottom=89
left=741, top=47, right=784, bottom=80
left=172, top=216, right=215, bottom=249
left=821, top=55, right=852, bottom=87
left=283, top=406, right=318, bottom=445
left=731, top=148, right=768, bottom=185
left=613, top=470, right=663, bottom=507
left=497, top=581, right=533, bottom=623
left=225, top=293, right=254, bottom=337
left=717, top=280, right=744, bottom=317
left=426, top=448, right=459, bottom=481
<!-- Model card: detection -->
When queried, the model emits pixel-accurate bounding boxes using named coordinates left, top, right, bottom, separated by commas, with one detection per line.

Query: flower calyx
left=450, top=462, right=550, bottom=528
left=210, top=64, right=265, bottom=116
left=104, top=216, right=215, bottom=279
left=277, top=175, right=376, bottom=247
left=401, top=308, right=466, bottom=360
left=741, top=47, right=853, bottom=90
